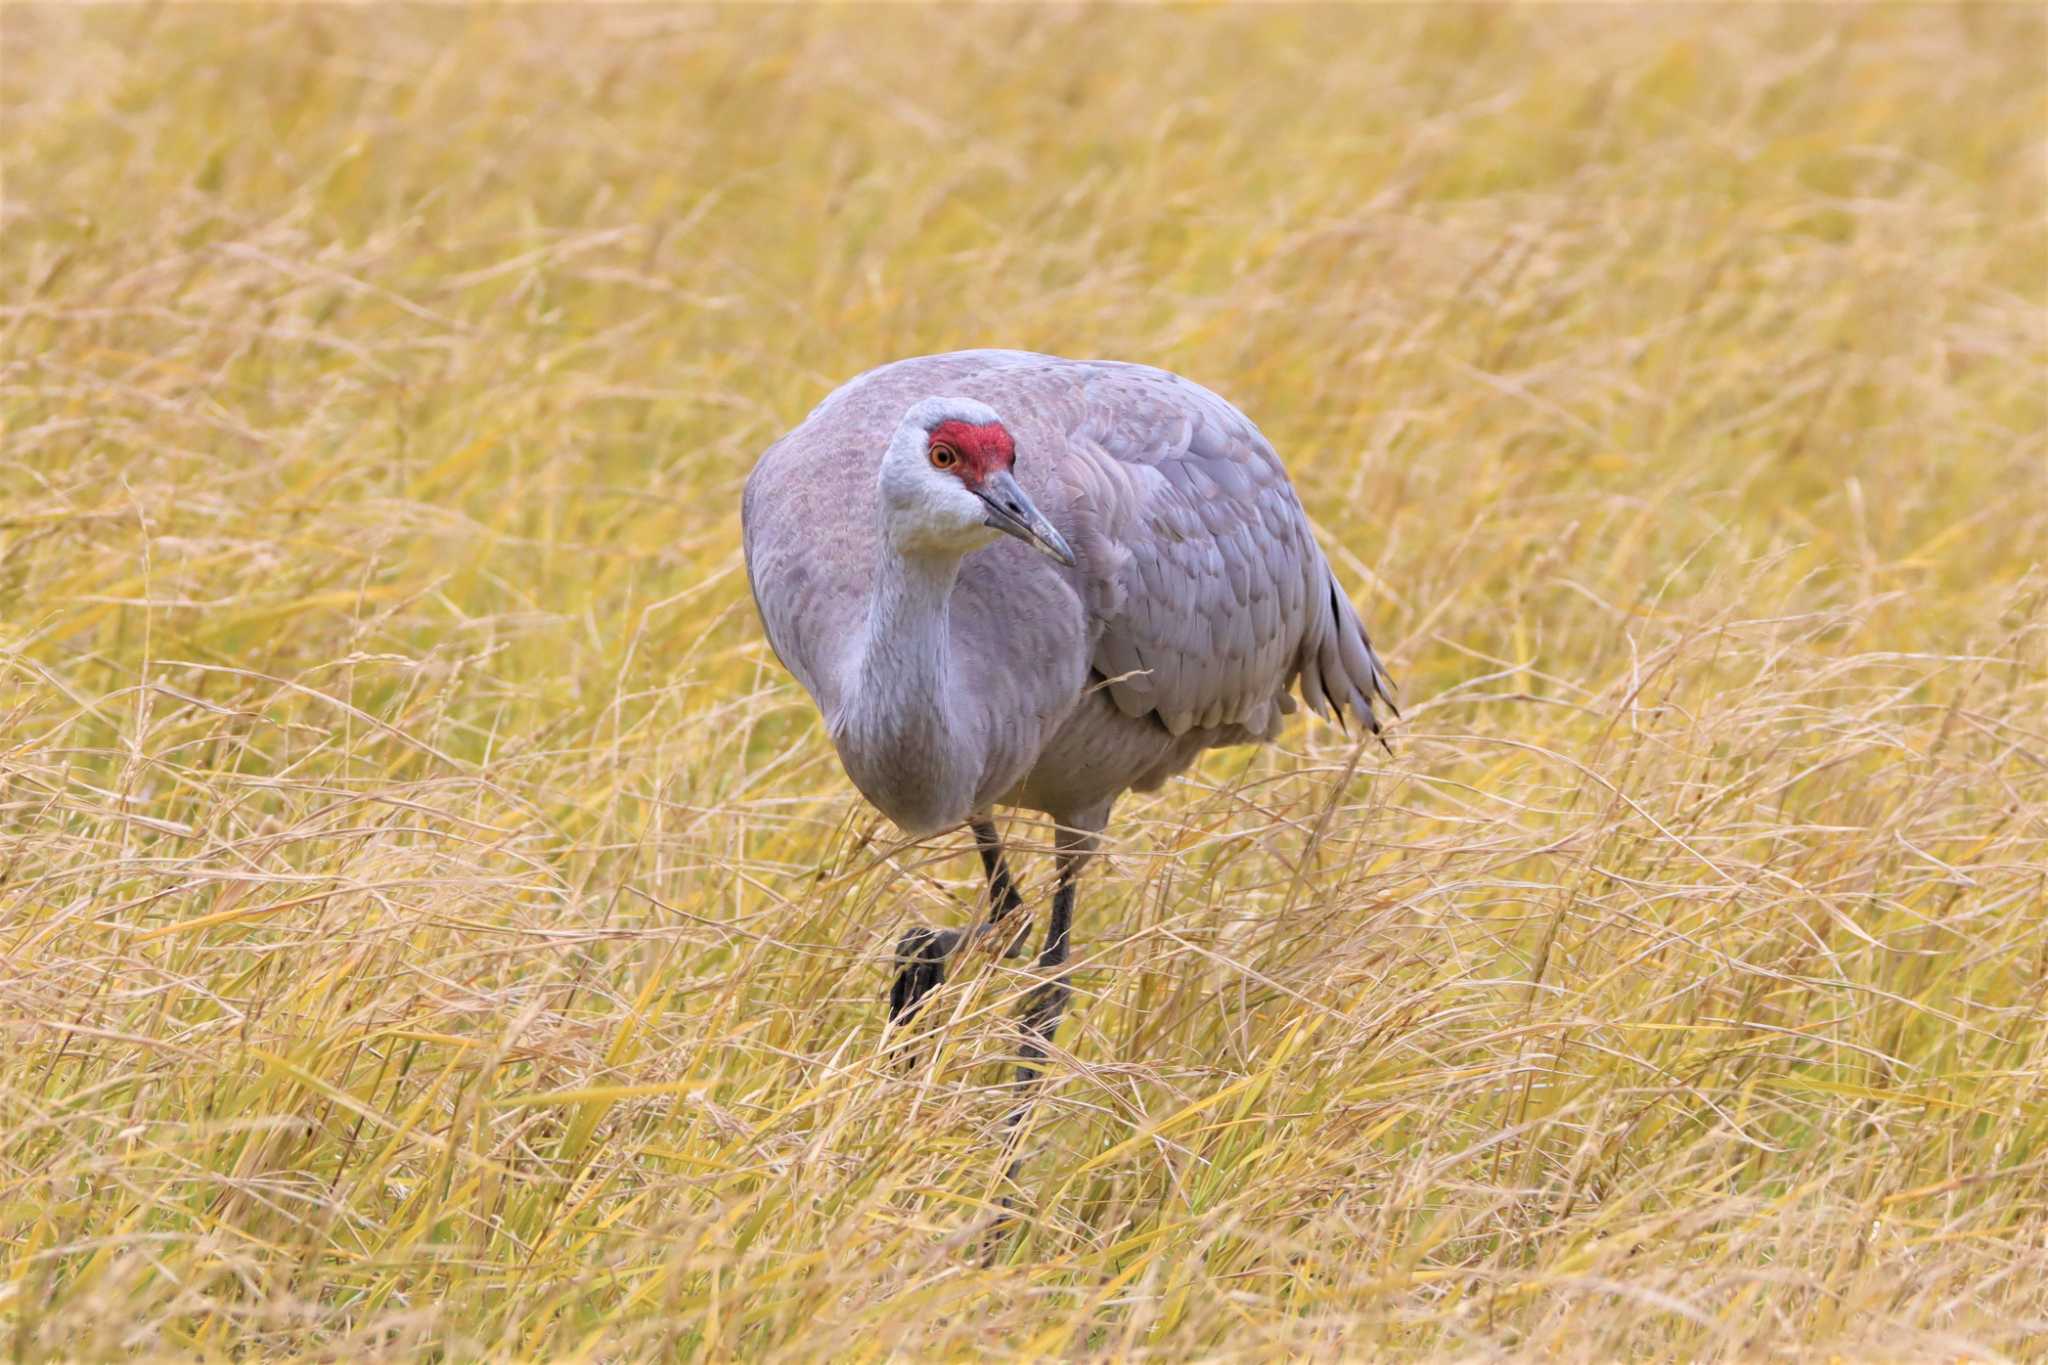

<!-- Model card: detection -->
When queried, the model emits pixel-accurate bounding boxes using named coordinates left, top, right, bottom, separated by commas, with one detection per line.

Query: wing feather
left=1053, top=363, right=1395, bottom=739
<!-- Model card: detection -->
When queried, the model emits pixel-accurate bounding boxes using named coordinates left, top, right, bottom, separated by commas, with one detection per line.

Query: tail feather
left=1304, top=570, right=1397, bottom=747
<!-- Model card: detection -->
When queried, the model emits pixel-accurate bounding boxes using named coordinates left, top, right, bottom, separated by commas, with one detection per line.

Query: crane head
left=882, top=398, right=1076, bottom=567
left=924, top=418, right=1076, bottom=568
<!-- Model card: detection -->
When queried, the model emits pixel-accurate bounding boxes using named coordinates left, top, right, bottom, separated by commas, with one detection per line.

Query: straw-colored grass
left=4, top=5, right=2045, bottom=1360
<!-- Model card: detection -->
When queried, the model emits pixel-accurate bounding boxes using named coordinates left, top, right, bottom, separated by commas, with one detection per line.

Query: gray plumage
left=742, top=350, right=1395, bottom=1222
left=742, top=349, right=1395, bottom=840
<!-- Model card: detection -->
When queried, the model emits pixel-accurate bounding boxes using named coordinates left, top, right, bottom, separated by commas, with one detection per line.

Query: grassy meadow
left=4, top=4, right=2046, bottom=1359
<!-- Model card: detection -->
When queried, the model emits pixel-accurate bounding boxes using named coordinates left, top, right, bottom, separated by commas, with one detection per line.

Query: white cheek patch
left=880, top=396, right=1019, bottom=557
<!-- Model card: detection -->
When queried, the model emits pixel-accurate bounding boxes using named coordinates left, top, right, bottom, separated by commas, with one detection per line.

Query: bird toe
left=888, top=925, right=959, bottom=1024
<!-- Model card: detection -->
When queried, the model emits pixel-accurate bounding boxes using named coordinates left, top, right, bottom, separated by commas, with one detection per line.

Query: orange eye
left=929, top=442, right=959, bottom=470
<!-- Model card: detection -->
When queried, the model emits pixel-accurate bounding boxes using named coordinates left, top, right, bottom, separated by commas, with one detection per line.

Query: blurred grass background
left=3, top=4, right=2045, bottom=1359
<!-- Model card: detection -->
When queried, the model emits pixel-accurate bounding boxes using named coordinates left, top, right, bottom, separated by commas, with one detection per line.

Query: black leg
left=971, top=818, right=1030, bottom=958
left=987, top=822, right=1100, bottom=1251
left=888, top=818, right=1032, bottom=1027
left=1009, top=877, right=1075, bottom=1092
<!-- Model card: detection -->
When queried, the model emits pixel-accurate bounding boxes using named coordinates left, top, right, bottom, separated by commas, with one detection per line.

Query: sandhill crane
left=741, top=350, right=1396, bottom=1182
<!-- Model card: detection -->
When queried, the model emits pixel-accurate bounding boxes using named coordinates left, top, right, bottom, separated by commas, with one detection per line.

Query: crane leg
left=971, top=818, right=1031, bottom=957
left=888, top=818, right=1028, bottom=1026
left=986, top=820, right=1101, bottom=1252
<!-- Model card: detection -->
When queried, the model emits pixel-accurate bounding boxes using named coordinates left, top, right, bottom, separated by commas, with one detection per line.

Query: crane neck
left=860, top=544, right=961, bottom=707
left=832, top=540, right=981, bottom=835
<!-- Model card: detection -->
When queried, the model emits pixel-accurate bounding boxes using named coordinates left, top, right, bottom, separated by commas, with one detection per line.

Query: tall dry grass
left=3, top=4, right=2045, bottom=1359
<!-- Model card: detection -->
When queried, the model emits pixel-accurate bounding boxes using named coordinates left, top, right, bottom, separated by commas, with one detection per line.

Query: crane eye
left=929, top=442, right=959, bottom=470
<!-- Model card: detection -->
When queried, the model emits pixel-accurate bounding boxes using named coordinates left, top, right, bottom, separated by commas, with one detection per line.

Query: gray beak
left=978, top=468, right=1076, bottom=567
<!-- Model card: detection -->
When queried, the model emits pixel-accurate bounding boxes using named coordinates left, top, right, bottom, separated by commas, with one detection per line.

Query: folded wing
left=1055, top=363, right=1396, bottom=740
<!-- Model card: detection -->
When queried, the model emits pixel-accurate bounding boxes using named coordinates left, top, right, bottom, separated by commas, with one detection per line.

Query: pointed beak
left=977, top=468, right=1076, bottom=567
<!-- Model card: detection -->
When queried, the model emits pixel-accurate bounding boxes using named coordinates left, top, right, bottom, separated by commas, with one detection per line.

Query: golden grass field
left=4, top=4, right=2046, bottom=1359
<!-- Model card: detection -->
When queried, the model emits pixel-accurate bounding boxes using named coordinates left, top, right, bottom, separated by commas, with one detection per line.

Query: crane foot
left=888, top=925, right=961, bottom=1024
